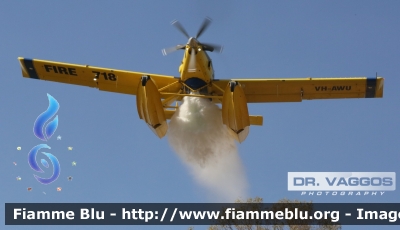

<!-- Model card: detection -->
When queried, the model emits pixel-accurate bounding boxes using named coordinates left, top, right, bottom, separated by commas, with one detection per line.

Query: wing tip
left=18, top=57, right=29, bottom=77
left=18, top=57, right=39, bottom=79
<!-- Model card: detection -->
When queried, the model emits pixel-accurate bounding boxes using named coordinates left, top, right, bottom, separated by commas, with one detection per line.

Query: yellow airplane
left=18, top=18, right=384, bottom=143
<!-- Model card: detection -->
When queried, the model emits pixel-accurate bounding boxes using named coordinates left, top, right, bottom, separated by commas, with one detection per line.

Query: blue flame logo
left=28, top=144, right=60, bottom=185
left=29, top=94, right=61, bottom=185
left=33, top=94, right=59, bottom=141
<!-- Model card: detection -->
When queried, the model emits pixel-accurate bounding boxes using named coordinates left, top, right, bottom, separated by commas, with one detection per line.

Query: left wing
left=211, top=77, right=384, bottom=103
left=18, top=57, right=181, bottom=97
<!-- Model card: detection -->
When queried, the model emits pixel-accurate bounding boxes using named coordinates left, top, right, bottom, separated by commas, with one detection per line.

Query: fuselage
left=178, top=37, right=214, bottom=94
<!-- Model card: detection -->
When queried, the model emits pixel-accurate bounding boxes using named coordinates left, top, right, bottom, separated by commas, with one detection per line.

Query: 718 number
left=92, top=71, right=117, bottom=81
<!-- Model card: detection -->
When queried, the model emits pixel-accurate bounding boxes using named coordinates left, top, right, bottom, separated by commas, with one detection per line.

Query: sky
left=1, top=1, right=400, bottom=229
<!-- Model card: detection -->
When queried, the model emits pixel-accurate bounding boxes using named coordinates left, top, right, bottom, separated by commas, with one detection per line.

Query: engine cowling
left=136, top=75, right=168, bottom=138
left=222, top=81, right=250, bottom=143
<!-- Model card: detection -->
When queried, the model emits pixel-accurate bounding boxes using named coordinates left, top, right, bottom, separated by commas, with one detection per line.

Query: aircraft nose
left=188, top=37, right=198, bottom=48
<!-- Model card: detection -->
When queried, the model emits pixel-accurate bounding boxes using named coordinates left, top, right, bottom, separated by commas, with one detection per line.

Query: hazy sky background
left=1, top=1, right=399, bottom=229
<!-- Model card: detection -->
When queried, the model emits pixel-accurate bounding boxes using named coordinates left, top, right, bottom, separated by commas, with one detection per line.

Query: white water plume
left=168, top=96, right=248, bottom=201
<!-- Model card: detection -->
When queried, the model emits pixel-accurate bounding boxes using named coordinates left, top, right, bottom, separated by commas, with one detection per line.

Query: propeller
left=161, top=44, right=186, bottom=56
left=202, top=43, right=223, bottom=53
left=162, top=17, right=223, bottom=56
left=171, top=20, right=190, bottom=39
left=195, top=17, right=212, bottom=39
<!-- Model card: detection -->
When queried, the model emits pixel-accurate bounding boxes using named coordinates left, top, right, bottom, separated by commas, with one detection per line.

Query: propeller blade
left=161, top=44, right=186, bottom=56
left=196, top=17, right=212, bottom=39
left=188, top=48, right=196, bottom=72
left=201, top=43, right=223, bottom=53
left=171, top=20, right=190, bottom=39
